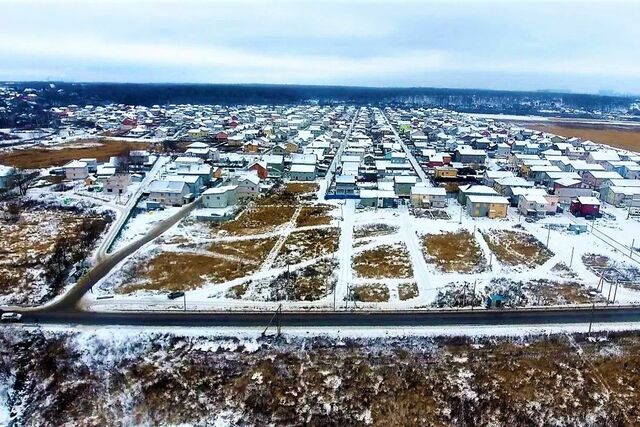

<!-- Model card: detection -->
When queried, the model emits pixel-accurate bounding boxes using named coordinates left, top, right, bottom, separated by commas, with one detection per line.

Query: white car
left=1, top=312, right=22, bottom=322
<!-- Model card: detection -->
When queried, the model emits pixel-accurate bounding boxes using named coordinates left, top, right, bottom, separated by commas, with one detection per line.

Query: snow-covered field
left=3, top=325, right=640, bottom=426
left=82, top=182, right=640, bottom=312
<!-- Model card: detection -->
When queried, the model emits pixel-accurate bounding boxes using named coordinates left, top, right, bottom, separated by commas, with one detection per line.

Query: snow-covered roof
left=148, top=180, right=188, bottom=194
left=203, top=185, right=237, bottom=195
left=466, top=195, right=510, bottom=204
left=576, top=196, right=601, bottom=205
left=290, top=164, right=316, bottom=173
left=63, top=160, right=87, bottom=169
left=411, top=185, right=446, bottom=196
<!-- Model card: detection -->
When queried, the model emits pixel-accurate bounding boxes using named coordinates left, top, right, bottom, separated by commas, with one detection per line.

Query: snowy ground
left=80, top=178, right=640, bottom=312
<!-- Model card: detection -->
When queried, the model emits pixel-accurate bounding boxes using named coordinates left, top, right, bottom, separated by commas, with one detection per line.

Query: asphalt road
left=11, top=305, right=640, bottom=328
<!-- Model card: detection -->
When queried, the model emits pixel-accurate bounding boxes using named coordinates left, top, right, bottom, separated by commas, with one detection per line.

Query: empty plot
left=296, top=205, right=335, bottom=227
left=352, top=243, right=413, bottom=279
left=482, top=230, right=553, bottom=268
left=284, top=182, right=319, bottom=195
left=353, top=283, right=390, bottom=302
left=209, top=237, right=278, bottom=264
left=398, top=282, right=419, bottom=300
left=117, top=251, right=255, bottom=294
left=353, top=223, right=398, bottom=239
left=422, top=230, right=486, bottom=273
left=264, top=259, right=338, bottom=301
left=218, top=205, right=295, bottom=236
left=0, top=139, right=149, bottom=168
left=275, top=227, right=340, bottom=267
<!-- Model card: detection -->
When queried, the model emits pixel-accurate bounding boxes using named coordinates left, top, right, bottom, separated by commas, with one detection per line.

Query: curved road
left=36, top=197, right=201, bottom=312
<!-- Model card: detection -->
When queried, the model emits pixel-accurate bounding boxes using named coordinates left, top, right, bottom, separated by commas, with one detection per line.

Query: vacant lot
left=275, top=227, right=340, bottom=267
left=218, top=205, right=295, bottom=236
left=422, top=230, right=486, bottom=273
left=209, top=237, right=278, bottom=265
left=295, top=204, right=335, bottom=227
left=284, top=182, right=319, bottom=195
left=262, top=259, right=337, bottom=301
left=398, top=282, right=419, bottom=300
left=527, top=123, right=640, bottom=152
left=482, top=230, right=553, bottom=268
left=0, top=139, right=149, bottom=168
left=0, top=205, right=110, bottom=305
left=118, top=251, right=255, bottom=294
left=352, top=283, right=390, bottom=302
left=353, top=223, right=398, bottom=239
left=353, top=243, right=413, bottom=279
left=582, top=253, right=640, bottom=288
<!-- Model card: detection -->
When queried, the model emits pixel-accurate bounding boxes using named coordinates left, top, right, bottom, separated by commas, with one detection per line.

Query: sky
left=1, top=0, right=640, bottom=94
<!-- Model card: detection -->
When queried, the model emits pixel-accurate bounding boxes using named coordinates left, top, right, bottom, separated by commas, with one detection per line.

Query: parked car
left=1, top=312, right=22, bottom=322
left=167, top=291, right=185, bottom=300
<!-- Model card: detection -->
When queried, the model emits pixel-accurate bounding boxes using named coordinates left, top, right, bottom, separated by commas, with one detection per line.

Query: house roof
left=290, top=164, right=316, bottom=173
left=576, top=196, right=601, bottom=206
left=148, top=180, right=188, bottom=194
left=466, top=195, right=510, bottom=205
left=63, top=160, right=87, bottom=169
left=203, top=185, right=237, bottom=195
left=411, top=185, right=446, bottom=196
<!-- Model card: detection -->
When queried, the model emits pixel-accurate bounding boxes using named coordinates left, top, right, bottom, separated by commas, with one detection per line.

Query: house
left=553, top=178, right=593, bottom=203
left=62, top=160, right=89, bottom=180
left=394, top=175, right=418, bottom=196
left=582, top=170, right=623, bottom=189
left=358, top=189, right=398, bottom=208
left=79, top=158, right=98, bottom=173
left=458, top=185, right=499, bottom=205
left=466, top=195, right=510, bottom=218
left=603, top=186, right=640, bottom=206
left=130, top=150, right=150, bottom=166
left=454, top=147, right=487, bottom=164
left=410, top=185, right=447, bottom=208
left=262, top=154, right=284, bottom=176
left=104, top=173, right=130, bottom=195
left=587, top=151, right=620, bottom=165
left=148, top=180, right=190, bottom=206
left=202, top=185, right=238, bottom=208
left=433, top=166, right=458, bottom=179
left=248, top=161, right=268, bottom=180
left=290, top=164, right=317, bottom=181
left=570, top=196, right=601, bottom=218
left=493, top=176, right=535, bottom=197
left=335, top=175, right=357, bottom=195
left=166, top=174, right=203, bottom=196
left=233, top=174, right=261, bottom=199
left=482, top=170, right=515, bottom=187
left=0, top=165, right=16, bottom=190
left=518, top=193, right=558, bottom=217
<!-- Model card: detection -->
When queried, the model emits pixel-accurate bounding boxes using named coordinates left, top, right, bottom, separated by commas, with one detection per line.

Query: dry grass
left=0, top=139, right=150, bottom=168
left=353, top=223, right=398, bottom=239
left=422, top=230, right=486, bottom=273
left=218, top=205, right=295, bottom=236
left=526, top=123, right=640, bottom=152
left=353, top=244, right=413, bottom=279
left=118, top=251, right=255, bottom=293
left=275, top=227, right=340, bottom=267
left=482, top=230, right=553, bottom=268
left=296, top=205, right=335, bottom=227
left=285, top=182, right=319, bottom=195
left=353, top=283, right=390, bottom=302
left=209, top=237, right=278, bottom=264
left=398, top=282, right=419, bottom=301
left=225, top=283, right=248, bottom=299
left=0, top=207, right=108, bottom=305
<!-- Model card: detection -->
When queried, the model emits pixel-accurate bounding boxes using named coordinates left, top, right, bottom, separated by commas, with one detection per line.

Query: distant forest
left=6, top=82, right=636, bottom=111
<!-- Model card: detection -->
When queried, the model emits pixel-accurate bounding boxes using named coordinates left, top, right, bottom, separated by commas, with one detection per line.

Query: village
left=0, top=102, right=639, bottom=312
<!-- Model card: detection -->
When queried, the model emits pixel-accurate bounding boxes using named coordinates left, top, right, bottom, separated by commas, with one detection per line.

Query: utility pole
left=569, top=247, right=575, bottom=269
left=183, top=293, right=186, bottom=312
left=471, top=280, right=477, bottom=310
left=631, top=239, right=635, bottom=259
left=606, top=279, right=614, bottom=305
left=489, top=252, right=493, bottom=270
left=588, top=302, right=595, bottom=337
left=546, top=225, right=551, bottom=248
left=612, top=280, right=619, bottom=304
left=459, top=205, right=463, bottom=224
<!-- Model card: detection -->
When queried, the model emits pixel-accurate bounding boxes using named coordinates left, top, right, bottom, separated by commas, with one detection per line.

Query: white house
left=290, top=164, right=317, bottom=181
left=202, top=185, right=238, bottom=208
left=410, top=185, right=447, bottom=208
left=234, top=174, right=261, bottom=199
left=63, top=160, right=89, bottom=180
left=148, top=180, right=190, bottom=206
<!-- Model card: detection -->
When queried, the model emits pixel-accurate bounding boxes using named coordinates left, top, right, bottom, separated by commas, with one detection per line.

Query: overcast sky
left=1, top=0, right=639, bottom=94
